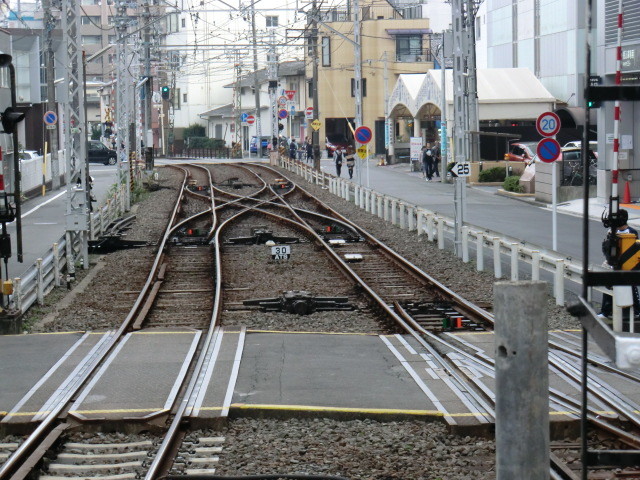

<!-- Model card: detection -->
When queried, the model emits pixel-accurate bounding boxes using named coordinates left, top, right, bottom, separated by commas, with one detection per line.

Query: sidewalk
left=355, top=159, right=640, bottom=227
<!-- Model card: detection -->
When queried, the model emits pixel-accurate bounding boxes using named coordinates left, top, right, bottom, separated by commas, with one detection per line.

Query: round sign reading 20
left=536, top=112, right=561, bottom=137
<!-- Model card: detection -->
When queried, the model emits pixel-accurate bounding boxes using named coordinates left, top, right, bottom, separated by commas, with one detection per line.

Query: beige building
left=309, top=0, right=434, bottom=156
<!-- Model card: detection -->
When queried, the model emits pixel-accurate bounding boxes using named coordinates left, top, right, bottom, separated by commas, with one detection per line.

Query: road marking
left=21, top=191, right=66, bottom=218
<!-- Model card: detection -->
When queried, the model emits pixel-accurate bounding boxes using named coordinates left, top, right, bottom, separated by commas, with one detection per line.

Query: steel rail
left=0, top=167, right=191, bottom=479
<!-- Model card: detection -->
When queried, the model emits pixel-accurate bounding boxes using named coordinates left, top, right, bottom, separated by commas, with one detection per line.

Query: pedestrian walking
left=432, top=140, right=441, bottom=178
left=289, top=138, right=298, bottom=160
left=422, top=143, right=435, bottom=181
left=305, top=138, right=313, bottom=163
left=346, top=147, right=355, bottom=179
left=334, top=147, right=345, bottom=177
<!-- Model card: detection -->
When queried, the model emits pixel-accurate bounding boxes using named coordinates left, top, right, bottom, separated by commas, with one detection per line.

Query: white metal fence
left=11, top=184, right=128, bottom=316
left=278, top=157, right=604, bottom=307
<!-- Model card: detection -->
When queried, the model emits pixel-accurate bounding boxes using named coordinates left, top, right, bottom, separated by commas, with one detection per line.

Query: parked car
left=325, top=133, right=351, bottom=158
left=504, top=142, right=538, bottom=162
left=563, top=140, right=598, bottom=158
left=88, top=140, right=117, bottom=165
left=19, top=150, right=40, bottom=161
left=250, top=136, right=270, bottom=156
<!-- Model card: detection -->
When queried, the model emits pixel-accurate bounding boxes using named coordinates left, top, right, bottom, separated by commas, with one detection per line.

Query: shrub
left=183, top=123, right=206, bottom=140
left=503, top=175, right=524, bottom=193
left=186, top=137, right=226, bottom=149
left=478, top=166, right=506, bottom=182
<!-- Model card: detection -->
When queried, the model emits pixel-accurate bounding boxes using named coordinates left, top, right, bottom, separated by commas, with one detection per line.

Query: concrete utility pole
left=466, top=0, right=480, bottom=165
left=43, top=0, right=60, bottom=189
left=494, top=281, right=549, bottom=478
left=143, top=0, right=153, bottom=153
left=250, top=2, right=262, bottom=157
left=310, top=1, right=320, bottom=170
left=266, top=28, right=278, bottom=150
left=62, top=0, right=89, bottom=273
left=353, top=0, right=362, bottom=129
left=115, top=0, right=131, bottom=210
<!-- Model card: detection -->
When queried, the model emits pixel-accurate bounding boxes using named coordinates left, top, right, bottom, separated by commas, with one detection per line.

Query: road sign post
left=535, top=112, right=562, bottom=251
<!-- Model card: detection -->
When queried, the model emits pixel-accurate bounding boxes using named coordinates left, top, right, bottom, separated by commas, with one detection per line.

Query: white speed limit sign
left=271, top=245, right=291, bottom=260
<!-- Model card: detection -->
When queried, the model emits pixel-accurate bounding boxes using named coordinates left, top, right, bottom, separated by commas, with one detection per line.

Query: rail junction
left=0, top=161, right=639, bottom=479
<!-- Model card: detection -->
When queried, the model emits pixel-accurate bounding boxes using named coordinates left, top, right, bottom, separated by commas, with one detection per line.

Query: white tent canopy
left=388, top=68, right=557, bottom=121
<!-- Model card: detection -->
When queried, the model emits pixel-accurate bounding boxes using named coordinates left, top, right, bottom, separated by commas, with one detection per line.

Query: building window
left=266, top=15, right=278, bottom=27
left=321, top=37, right=331, bottom=66
left=81, top=15, right=101, bottom=25
left=82, top=35, right=102, bottom=46
left=108, top=35, right=116, bottom=44
left=181, top=18, right=186, bottom=28
left=307, top=79, right=313, bottom=98
left=108, top=53, right=117, bottom=64
left=475, top=16, right=481, bottom=40
left=396, top=34, right=422, bottom=62
left=350, top=78, right=367, bottom=97
left=183, top=92, right=187, bottom=103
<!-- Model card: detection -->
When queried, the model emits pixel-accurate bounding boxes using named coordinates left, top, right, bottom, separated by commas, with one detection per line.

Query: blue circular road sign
left=354, top=126, right=372, bottom=144
left=43, top=110, right=58, bottom=125
left=278, top=109, right=288, bottom=120
left=536, top=138, right=561, bottom=163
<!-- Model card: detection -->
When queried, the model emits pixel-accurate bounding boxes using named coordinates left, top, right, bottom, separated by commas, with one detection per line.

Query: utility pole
left=43, top=0, right=60, bottom=189
left=466, top=0, right=480, bottom=165
left=250, top=2, right=262, bottom=158
left=353, top=0, right=362, bottom=129
left=311, top=0, right=320, bottom=170
left=143, top=0, right=153, bottom=160
left=452, top=0, right=468, bottom=257
left=266, top=28, right=278, bottom=151
left=62, top=0, right=89, bottom=274
left=353, top=0, right=363, bottom=184
left=115, top=0, right=131, bottom=210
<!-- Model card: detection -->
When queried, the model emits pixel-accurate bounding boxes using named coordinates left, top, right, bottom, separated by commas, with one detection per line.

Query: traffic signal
left=1, top=107, right=24, bottom=134
left=161, top=86, right=170, bottom=100
left=587, top=100, right=600, bottom=109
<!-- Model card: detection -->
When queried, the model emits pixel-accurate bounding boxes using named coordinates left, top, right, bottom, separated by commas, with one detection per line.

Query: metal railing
left=278, top=157, right=605, bottom=307
left=10, top=184, right=128, bottom=317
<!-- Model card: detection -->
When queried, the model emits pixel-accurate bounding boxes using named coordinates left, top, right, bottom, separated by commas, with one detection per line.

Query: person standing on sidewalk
left=422, top=143, right=435, bottom=181
left=346, top=146, right=356, bottom=179
left=432, top=140, right=441, bottom=179
left=334, top=147, right=345, bottom=177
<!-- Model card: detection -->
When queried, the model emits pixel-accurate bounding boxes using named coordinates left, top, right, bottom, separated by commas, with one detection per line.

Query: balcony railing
left=318, top=4, right=414, bottom=22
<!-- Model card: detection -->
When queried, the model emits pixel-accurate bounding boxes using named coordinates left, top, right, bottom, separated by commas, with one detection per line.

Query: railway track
left=2, top=162, right=640, bottom=479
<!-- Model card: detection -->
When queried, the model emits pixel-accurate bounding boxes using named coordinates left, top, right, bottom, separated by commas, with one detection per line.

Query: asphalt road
left=5, top=164, right=120, bottom=280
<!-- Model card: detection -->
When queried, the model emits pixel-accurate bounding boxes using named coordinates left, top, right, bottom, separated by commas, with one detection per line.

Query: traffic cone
left=624, top=181, right=632, bottom=204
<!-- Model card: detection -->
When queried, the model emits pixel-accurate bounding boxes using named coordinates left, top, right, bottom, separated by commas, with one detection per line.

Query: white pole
left=552, top=161, right=557, bottom=251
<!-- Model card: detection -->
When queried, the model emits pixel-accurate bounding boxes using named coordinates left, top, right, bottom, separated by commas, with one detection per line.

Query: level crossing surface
left=2, top=327, right=637, bottom=431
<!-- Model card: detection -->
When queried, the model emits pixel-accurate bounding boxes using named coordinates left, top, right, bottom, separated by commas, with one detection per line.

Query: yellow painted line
left=229, top=403, right=444, bottom=416
left=3, top=411, right=51, bottom=417
left=131, top=331, right=197, bottom=335
left=69, top=408, right=168, bottom=415
left=1, top=331, right=87, bottom=337
left=621, top=203, right=640, bottom=210
left=246, top=330, right=379, bottom=336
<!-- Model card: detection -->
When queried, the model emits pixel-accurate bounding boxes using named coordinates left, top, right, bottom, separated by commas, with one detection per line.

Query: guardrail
left=278, top=156, right=604, bottom=307
left=10, top=184, right=128, bottom=317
